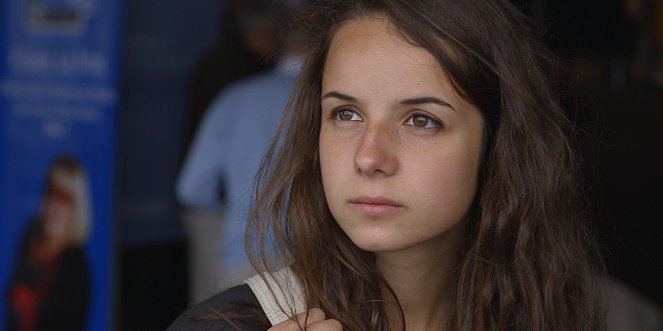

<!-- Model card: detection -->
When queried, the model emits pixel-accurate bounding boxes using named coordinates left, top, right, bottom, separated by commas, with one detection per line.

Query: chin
left=346, top=232, right=407, bottom=253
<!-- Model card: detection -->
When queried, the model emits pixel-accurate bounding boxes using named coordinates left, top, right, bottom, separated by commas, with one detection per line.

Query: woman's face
left=41, top=172, right=75, bottom=240
left=319, top=15, right=485, bottom=254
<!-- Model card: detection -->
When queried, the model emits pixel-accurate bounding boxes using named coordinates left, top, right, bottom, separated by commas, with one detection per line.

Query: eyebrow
left=321, top=91, right=456, bottom=112
left=400, top=97, right=456, bottom=111
left=321, top=91, right=357, bottom=102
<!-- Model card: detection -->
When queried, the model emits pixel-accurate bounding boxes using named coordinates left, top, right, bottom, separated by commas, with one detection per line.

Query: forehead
left=322, top=14, right=462, bottom=105
left=50, top=168, right=76, bottom=190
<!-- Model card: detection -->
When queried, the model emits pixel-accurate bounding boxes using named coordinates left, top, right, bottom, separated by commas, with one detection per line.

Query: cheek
left=319, top=131, right=339, bottom=198
left=45, top=203, right=71, bottom=222
left=428, top=161, right=477, bottom=198
left=408, top=144, right=481, bottom=213
left=319, top=128, right=354, bottom=208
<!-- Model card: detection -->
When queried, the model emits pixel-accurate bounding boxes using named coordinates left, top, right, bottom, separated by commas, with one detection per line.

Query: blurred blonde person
left=7, top=155, right=92, bottom=331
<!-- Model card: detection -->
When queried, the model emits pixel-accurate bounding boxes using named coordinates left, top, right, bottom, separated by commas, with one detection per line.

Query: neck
left=376, top=223, right=465, bottom=330
left=33, top=235, right=67, bottom=264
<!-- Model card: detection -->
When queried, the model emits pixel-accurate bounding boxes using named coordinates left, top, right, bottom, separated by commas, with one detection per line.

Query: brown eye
left=412, top=115, right=429, bottom=127
left=339, top=110, right=354, bottom=121
left=405, top=114, right=441, bottom=128
left=333, top=109, right=361, bottom=121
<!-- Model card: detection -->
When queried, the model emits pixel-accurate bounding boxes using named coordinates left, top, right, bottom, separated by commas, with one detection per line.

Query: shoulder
left=210, top=70, right=296, bottom=108
left=166, top=284, right=270, bottom=331
left=231, top=68, right=297, bottom=93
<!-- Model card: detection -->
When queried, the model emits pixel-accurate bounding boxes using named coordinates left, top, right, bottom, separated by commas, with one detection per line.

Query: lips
left=348, top=196, right=404, bottom=216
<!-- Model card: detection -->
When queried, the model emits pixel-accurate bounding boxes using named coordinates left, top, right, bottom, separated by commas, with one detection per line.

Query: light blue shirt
left=176, top=59, right=300, bottom=267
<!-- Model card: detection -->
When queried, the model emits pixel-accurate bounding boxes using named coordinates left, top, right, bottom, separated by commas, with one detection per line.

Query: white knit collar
left=244, top=267, right=306, bottom=326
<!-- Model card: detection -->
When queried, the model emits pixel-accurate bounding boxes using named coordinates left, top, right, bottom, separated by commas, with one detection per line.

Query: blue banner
left=0, top=0, right=122, bottom=330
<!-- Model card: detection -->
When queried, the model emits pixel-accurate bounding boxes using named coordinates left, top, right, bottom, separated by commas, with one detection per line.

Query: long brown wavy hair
left=245, top=0, right=604, bottom=330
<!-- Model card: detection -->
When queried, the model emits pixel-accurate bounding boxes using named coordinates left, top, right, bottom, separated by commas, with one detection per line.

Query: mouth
left=348, top=196, right=404, bottom=217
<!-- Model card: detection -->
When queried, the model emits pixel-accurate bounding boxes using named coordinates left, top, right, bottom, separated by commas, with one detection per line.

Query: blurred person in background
left=183, top=0, right=287, bottom=153
left=6, top=154, right=91, bottom=331
left=177, top=0, right=301, bottom=305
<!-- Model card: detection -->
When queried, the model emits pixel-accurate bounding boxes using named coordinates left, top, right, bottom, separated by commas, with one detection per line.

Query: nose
left=354, top=125, right=398, bottom=176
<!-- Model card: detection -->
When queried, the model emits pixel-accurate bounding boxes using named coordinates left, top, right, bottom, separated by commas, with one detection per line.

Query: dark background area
left=116, top=0, right=662, bottom=330
left=517, top=0, right=663, bottom=310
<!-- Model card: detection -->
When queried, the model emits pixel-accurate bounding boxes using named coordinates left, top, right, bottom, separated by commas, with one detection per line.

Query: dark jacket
left=6, top=220, right=90, bottom=331
left=167, top=284, right=270, bottom=331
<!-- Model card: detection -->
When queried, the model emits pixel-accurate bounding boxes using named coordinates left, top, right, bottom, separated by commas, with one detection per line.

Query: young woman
left=7, top=155, right=92, bottom=331
left=168, top=0, right=603, bottom=330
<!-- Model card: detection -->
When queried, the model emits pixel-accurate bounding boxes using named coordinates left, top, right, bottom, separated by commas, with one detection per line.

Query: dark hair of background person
left=182, top=0, right=290, bottom=158
left=241, top=0, right=604, bottom=330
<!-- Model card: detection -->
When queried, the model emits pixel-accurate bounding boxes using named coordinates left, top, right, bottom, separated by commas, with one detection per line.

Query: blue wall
left=0, top=0, right=123, bottom=330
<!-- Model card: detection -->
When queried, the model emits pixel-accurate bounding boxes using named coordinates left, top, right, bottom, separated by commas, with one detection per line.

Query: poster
left=0, top=0, right=122, bottom=330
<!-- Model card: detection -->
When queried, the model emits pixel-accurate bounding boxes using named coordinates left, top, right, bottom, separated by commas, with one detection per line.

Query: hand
left=268, top=308, right=342, bottom=330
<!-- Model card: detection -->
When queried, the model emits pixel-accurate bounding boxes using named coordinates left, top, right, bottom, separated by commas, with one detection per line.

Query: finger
left=301, top=308, right=326, bottom=325
left=268, top=308, right=327, bottom=331
left=307, top=318, right=343, bottom=330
